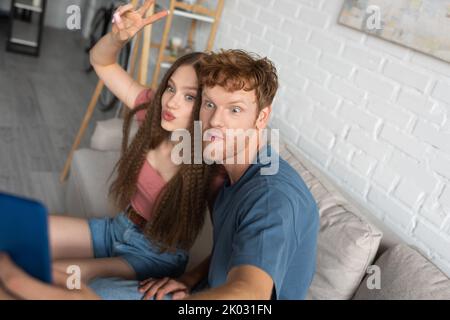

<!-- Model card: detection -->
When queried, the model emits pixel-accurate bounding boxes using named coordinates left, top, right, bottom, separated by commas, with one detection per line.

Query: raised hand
left=111, top=0, right=169, bottom=43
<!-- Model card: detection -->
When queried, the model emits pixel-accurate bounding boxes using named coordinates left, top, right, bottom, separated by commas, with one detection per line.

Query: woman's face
left=160, top=64, right=199, bottom=132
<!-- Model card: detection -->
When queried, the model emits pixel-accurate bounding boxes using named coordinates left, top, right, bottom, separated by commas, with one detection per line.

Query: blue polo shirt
left=207, top=145, right=319, bottom=299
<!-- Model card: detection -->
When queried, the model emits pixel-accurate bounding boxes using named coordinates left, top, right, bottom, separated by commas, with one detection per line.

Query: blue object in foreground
left=0, top=192, right=52, bottom=283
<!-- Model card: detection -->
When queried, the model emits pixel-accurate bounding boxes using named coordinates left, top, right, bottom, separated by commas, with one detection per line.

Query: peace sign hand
left=111, top=0, right=169, bottom=43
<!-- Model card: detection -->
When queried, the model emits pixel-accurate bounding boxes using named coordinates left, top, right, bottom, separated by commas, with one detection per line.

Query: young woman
left=49, top=0, right=222, bottom=285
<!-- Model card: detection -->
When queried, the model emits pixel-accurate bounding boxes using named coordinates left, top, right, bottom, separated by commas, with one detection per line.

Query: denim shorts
left=88, top=212, right=189, bottom=281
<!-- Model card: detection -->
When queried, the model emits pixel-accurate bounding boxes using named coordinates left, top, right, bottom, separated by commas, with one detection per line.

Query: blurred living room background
left=0, top=0, right=449, bottom=281
left=0, top=0, right=213, bottom=208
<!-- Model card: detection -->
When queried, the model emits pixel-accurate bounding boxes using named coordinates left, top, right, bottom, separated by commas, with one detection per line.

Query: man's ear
left=256, top=105, right=272, bottom=130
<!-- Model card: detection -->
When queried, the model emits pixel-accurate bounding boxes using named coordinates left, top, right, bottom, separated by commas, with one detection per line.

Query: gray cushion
left=65, top=149, right=120, bottom=218
left=279, top=143, right=383, bottom=300
left=90, top=118, right=138, bottom=152
left=353, top=244, right=450, bottom=300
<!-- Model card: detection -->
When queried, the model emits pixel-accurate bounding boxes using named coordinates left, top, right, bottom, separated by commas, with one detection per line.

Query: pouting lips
left=205, top=129, right=224, bottom=142
left=162, top=111, right=176, bottom=121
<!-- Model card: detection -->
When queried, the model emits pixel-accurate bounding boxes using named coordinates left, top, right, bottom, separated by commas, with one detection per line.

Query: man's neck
left=223, top=162, right=252, bottom=186
left=223, top=137, right=267, bottom=186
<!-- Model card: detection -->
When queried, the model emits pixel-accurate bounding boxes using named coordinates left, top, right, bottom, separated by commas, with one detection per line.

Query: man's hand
left=139, top=277, right=191, bottom=300
left=0, top=252, right=100, bottom=300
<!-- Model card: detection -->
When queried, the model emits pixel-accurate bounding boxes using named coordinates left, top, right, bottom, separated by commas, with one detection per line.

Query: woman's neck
left=158, top=138, right=176, bottom=152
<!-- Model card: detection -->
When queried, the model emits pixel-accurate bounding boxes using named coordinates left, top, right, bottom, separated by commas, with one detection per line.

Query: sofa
left=62, top=117, right=450, bottom=300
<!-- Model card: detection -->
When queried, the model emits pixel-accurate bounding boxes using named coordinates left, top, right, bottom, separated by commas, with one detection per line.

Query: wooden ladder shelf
left=60, top=0, right=224, bottom=183
left=151, top=0, right=224, bottom=89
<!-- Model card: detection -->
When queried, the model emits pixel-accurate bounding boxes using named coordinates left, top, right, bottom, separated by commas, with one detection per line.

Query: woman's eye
left=232, top=106, right=242, bottom=114
left=167, top=86, right=175, bottom=93
left=185, top=95, right=196, bottom=102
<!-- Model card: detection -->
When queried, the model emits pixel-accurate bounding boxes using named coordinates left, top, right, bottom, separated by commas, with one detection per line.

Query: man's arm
left=179, top=255, right=211, bottom=290
left=186, top=265, right=273, bottom=300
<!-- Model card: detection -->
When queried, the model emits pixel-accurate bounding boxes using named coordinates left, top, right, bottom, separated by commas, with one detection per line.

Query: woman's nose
left=167, top=95, right=180, bottom=110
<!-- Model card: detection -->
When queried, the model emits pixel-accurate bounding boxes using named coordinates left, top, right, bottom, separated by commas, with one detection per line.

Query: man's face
left=200, top=85, right=268, bottom=164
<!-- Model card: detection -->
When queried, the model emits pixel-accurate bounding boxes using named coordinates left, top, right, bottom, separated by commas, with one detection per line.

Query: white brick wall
left=213, top=0, right=450, bottom=276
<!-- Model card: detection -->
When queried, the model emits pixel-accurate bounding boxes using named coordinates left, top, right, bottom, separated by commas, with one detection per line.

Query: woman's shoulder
left=134, top=88, right=154, bottom=123
left=134, top=88, right=154, bottom=107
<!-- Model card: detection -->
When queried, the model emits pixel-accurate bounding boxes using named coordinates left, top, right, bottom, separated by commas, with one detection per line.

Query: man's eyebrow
left=227, top=100, right=247, bottom=105
left=202, top=94, right=247, bottom=106
left=202, top=92, right=215, bottom=102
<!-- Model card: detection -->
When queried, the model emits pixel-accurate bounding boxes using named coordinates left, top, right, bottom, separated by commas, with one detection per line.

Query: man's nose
left=209, top=108, right=225, bottom=128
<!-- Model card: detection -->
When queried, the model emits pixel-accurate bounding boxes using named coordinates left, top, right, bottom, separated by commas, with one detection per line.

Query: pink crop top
left=130, top=89, right=161, bottom=220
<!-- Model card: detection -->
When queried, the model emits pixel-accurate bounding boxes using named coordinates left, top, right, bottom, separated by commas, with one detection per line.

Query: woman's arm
left=90, top=33, right=145, bottom=110
left=89, top=1, right=168, bottom=109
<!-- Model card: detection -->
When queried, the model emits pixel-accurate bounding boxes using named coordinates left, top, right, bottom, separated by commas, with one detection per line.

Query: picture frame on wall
left=339, top=0, right=450, bottom=63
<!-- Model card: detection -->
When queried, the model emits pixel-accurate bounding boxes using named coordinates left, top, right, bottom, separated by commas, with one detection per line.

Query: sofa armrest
left=353, top=244, right=450, bottom=299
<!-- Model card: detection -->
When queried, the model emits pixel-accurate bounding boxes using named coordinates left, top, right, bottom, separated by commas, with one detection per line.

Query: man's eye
left=205, top=102, right=215, bottom=109
left=232, top=106, right=242, bottom=113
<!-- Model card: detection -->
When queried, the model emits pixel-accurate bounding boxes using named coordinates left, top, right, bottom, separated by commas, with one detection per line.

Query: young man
left=0, top=50, right=319, bottom=300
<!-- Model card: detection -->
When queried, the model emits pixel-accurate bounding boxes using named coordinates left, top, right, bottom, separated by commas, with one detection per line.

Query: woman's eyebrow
left=168, top=78, right=197, bottom=91
left=182, top=86, right=198, bottom=91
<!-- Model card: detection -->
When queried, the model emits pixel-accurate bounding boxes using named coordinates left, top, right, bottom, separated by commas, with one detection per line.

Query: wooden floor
left=0, top=18, right=116, bottom=213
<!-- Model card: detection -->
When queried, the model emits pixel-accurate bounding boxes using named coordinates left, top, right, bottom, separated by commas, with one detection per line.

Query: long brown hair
left=109, top=52, right=215, bottom=252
